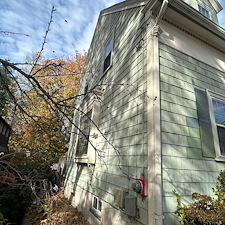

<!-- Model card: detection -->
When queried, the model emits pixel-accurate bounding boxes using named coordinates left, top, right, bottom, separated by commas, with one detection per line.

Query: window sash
left=208, top=92, right=225, bottom=160
left=91, top=196, right=102, bottom=218
left=198, top=5, right=210, bottom=18
left=76, top=110, right=92, bottom=156
left=103, top=39, right=113, bottom=72
left=216, top=126, right=225, bottom=156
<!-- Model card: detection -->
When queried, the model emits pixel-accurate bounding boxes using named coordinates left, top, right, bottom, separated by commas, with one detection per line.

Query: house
left=0, top=116, right=11, bottom=154
left=64, top=0, right=225, bottom=224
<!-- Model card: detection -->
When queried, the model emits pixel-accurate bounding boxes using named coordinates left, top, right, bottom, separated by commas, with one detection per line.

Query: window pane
left=93, top=197, right=98, bottom=209
left=98, top=200, right=102, bottom=211
left=76, top=110, right=92, bottom=155
left=198, top=5, right=209, bottom=18
left=103, top=39, right=113, bottom=72
left=103, top=52, right=111, bottom=72
left=212, top=100, right=225, bottom=124
left=105, top=39, right=113, bottom=57
left=217, top=126, right=225, bottom=155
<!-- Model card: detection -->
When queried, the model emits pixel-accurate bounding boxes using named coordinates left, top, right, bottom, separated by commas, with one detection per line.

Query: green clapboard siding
left=160, top=43, right=225, bottom=225
left=66, top=5, right=148, bottom=225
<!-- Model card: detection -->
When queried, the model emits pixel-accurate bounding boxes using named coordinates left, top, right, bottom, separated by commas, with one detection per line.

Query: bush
left=0, top=212, right=7, bottom=225
left=174, top=170, right=225, bottom=225
left=0, top=152, right=62, bottom=224
left=0, top=185, right=32, bottom=224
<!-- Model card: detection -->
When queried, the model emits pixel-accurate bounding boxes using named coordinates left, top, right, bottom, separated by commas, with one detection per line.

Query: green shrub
left=0, top=212, right=7, bottom=225
left=0, top=185, right=32, bottom=224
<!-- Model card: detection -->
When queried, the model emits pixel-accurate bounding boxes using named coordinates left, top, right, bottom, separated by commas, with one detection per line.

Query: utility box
left=124, top=195, right=137, bottom=217
left=114, top=188, right=127, bottom=208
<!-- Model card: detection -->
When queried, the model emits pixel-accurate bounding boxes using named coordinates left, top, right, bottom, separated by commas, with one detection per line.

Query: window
left=198, top=5, right=210, bottom=18
left=103, top=39, right=113, bottom=73
left=75, top=89, right=102, bottom=164
left=212, top=99, right=225, bottom=156
left=76, top=110, right=92, bottom=156
left=91, top=196, right=102, bottom=218
left=195, top=89, right=225, bottom=161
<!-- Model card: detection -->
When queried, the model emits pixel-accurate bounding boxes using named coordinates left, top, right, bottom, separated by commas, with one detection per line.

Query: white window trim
left=74, top=90, right=102, bottom=164
left=102, top=34, right=115, bottom=76
left=90, top=195, right=102, bottom=219
left=207, top=90, right=225, bottom=161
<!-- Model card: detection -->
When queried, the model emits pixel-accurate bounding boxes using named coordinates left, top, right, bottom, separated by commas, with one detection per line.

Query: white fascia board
left=87, top=0, right=148, bottom=62
left=209, top=0, right=223, bottom=13
left=101, top=0, right=148, bottom=16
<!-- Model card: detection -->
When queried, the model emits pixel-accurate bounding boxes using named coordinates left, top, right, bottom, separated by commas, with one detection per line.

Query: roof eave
left=101, top=0, right=148, bottom=16
left=209, top=0, right=223, bottom=13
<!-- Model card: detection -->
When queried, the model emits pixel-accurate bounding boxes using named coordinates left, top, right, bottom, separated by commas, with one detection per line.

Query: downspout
left=145, top=0, right=168, bottom=225
left=156, top=0, right=168, bottom=25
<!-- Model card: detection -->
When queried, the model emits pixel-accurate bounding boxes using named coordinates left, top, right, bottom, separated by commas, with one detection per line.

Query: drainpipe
left=145, top=0, right=168, bottom=225
left=156, top=0, right=169, bottom=25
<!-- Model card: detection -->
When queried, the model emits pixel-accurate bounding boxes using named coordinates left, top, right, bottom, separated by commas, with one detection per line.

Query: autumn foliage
left=24, top=192, right=90, bottom=225
left=174, top=170, right=225, bottom=225
left=9, top=51, right=86, bottom=156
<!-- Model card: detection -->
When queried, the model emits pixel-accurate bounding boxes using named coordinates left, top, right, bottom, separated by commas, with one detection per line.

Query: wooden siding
left=66, top=6, right=148, bottom=225
left=159, top=43, right=225, bottom=225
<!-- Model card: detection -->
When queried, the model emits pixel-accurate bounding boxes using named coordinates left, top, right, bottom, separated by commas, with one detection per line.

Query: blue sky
left=0, top=0, right=121, bottom=63
left=0, top=0, right=225, bottom=63
left=218, top=0, right=225, bottom=27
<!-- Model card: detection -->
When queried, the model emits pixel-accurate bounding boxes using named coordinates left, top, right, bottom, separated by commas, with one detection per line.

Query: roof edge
left=101, top=0, right=148, bottom=16
left=209, top=0, right=223, bottom=13
left=86, top=0, right=148, bottom=64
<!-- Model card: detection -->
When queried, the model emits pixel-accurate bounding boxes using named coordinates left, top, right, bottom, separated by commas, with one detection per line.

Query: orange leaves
left=10, top=51, right=86, bottom=156
left=33, top=51, right=86, bottom=110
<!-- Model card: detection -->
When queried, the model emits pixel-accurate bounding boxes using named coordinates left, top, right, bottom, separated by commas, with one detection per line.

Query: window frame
left=103, top=37, right=114, bottom=74
left=208, top=90, right=225, bottom=161
left=75, top=109, right=93, bottom=157
left=90, top=195, right=102, bottom=219
left=197, top=3, right=210, bottom=19
left=74, top=90, right=102, bottom=164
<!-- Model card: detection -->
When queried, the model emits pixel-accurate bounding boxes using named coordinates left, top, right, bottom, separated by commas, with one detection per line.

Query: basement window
left=198, top=5, right=210, bottom=18
left=91, top=196, right=102, bottom=219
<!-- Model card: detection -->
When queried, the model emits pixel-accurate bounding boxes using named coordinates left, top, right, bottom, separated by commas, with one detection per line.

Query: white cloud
left=0, top=0, right=122, bottom=62
left=3, top=0, right=224, bottom=63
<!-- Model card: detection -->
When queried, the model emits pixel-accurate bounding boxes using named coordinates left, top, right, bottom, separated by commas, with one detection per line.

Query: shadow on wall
left=64, top=6, right=148, bottom=225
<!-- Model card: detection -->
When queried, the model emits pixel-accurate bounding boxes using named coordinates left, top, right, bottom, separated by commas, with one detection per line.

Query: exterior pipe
left=156, top=0, right=169, bottom=25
